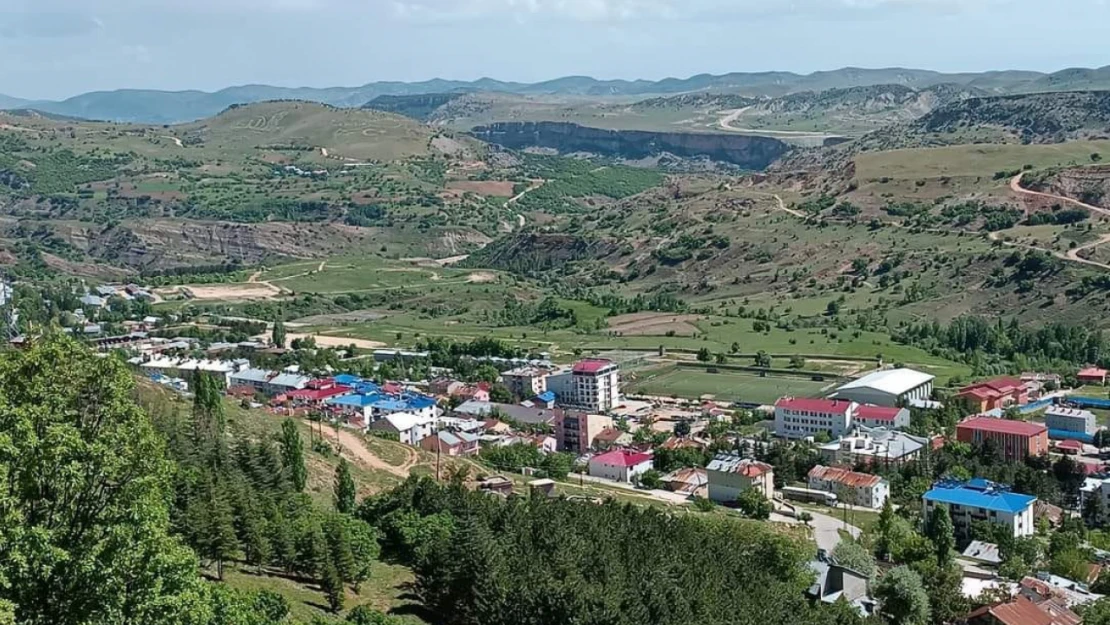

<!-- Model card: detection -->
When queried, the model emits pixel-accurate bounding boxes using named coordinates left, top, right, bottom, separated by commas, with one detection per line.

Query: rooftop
left=855, top=404, right=903, bottom=421
left=1079, top=367, right=1109, bottom=377
left=380, top=411, right=434, bottom=432
left=808, top=465, right=883, bottom=488
left=706, top=453, right=773, bottom=477
left=775, top=397, right=855, bottom=414
left=924, top=479, right=1036, bottom=514
left=835, top=368, right=934, bottom=395
left=591, top=449, right=652, bottom=468
left=573, top=358, right=616, bottom=374
left=960, top=377, right=1024, bottom=395
left=958, top=416, right=1047, bottom=437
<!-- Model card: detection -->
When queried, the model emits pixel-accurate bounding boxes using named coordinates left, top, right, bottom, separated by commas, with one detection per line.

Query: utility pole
left=436, top=441, right=441, bottom=481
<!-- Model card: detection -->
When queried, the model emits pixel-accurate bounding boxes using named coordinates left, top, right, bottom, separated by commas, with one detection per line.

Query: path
left=987, top=230, right=1110, bottom=272
left=747, top=190, right=808, bottom=219
left=1067, top=234, right=1110, bottom=268
left=161, top=135, right=183, bottom=148
left=717, top=108, right=843, bottom=141
left=1010, top=172, right=1110, bottom=219
left=773, top=504, right=861, bottom=552
left=315, top=423, right=416, bottom=478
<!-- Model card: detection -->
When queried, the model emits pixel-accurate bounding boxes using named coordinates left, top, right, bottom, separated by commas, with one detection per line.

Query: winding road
left=1006, top=173, right=1110, bottom=271
left=1010, top=172, right=1110, bottom=219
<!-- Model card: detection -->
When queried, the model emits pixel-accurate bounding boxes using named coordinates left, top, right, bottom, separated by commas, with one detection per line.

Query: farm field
left=628, top=367, right=832, bottom=404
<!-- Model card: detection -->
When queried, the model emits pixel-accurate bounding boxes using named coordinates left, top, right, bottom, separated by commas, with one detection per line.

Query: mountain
left=0, top=94, right=29, bottom=110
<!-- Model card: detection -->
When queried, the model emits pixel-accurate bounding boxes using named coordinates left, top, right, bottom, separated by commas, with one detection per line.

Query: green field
left=854, top=140, right=1110, bottom=180
left=628, top=367, right=832, bottom=404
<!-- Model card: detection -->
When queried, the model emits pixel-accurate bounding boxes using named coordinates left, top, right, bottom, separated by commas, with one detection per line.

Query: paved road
left=774, top=506, right=861, bottom=552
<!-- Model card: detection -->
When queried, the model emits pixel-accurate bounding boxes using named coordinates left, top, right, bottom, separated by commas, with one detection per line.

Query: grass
left=628, top=366, right=832, bottom=403
left=854, top=140, right=1110, bottom=181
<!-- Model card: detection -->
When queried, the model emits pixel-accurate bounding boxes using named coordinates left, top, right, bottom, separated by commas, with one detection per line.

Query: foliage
left=924, top=505, right=955, bottom=567
left=736, top=487, right=773, bottom=520
left=874, top=566, right=930, bottom=625
left=832, top=540, right=876, bottom=579
left=335, top=458, right=358, bottom=514
left=480, top=444, right=574, bottom=480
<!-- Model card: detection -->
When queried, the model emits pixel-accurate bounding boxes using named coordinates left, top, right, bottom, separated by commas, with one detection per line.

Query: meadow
left=628, top=366, right=833, bottom=404
left=853, top=140, right=1110, bottom=181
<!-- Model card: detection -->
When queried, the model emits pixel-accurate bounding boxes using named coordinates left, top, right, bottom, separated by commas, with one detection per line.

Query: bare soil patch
left=466, top=271, right=497, bottom=283
left=607, top=313, right=703, bottom=337
left=446, top=180, right=515, bottom=197
left=282, top=333, right=386, bottom=350
left=169, top=282, right=283, bottom=301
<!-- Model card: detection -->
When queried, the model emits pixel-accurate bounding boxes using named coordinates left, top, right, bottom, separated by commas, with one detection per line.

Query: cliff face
left=469, top=121, right=792, bottom=170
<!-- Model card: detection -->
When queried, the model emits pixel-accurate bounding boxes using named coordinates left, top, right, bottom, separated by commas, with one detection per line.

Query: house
left=705, top=453, right=775, bottom=503
left=807, top=551, right=875, bottom=616
left=819, top=427, right=928, bottom=467
left=567, top=359, right=621, bottom=413
left=266, top=372, right=311, bottom=395
left=1078, top=367, right=1109, bottom=386
left=1018, top=574, right=1103, bottom=608
left=967, top=595, right=1080, bottom=625
left=1035, top=501, right=1065, bottom=528
left=421, top=430, right=480, bottom=456
left=593, top=427, right=633, bottom=450
left=451, top=400, right=556, bottom=426
left=229, top=368, right=277, bottom=394
left=854, top=405, right=911, bottom=430
left=371, top=412, right=435, bottom=446
left=373, top=349, right=430, bottom=362
left=553, top=411, right=614, bottom=453
left=479, top=475, right=514, bottom=496
left=774, top=397, right=857, bottom=439
left=1045, top=406, right=1097, bottom=439
left=962, top=541, right=1003, bottom=566
left=807, top=465, right=889, bottom=509
left=428, top=377, right=464, bottom=396
left=661, top=467, right=708, bottom=498
left=285, top=384, right=353, bottom=406
left=956, top=417, right=1049, bottom=461
left=79, top=294, right=107, bottom=308
left=958, top=377, right=1029, bottom=413
left=831, top=368, right=935, bottom=407
left=529, top=479, right=558, bottom=498
left=452, top=384, right=490, bottom=403
left=587, top=449, right=653, bottom=483
left=924, top=479, right=1036, bottom=538
left=501, top=366, right=555, bottom=399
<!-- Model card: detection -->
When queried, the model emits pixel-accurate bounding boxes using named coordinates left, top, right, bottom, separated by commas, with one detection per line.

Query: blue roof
left=354, top=381, right=381, bottom=394
left=1049, top=429, right=1095, bottom=443
left=536, top=391, right=556, bottom=403
left=328, top=394, right=376, bottom=408
left=371, top=399, right=408, bottom=412
left=924, top=480, right=1036, bottom=514
left=404, top=394, right=436, bottom=410
left=334, top=374, right=362, bottom=385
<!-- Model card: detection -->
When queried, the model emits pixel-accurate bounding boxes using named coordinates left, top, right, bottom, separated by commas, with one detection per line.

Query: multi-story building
left=553, top=410, right=614, bottom=453
left=568, top=359, right=621, bottom=412
left=706, top=453, right=775, bottom=503
left=818, top=427, right=929, bottom=467
left=1045, top=406, right=1097, bottom=439
left=774, top=397, right=857, bottom=439
left=807, top=465, right=889, bottom=509
left=501, top=366, right=555, bottom=399
left=957, top=377, right=1029, bottom=413
left=956, top=416, right=1049, bottom=461
left=923, top=479, right=1036, bottom=538
left=853, top=405, right=911, bottom=430
left=831, top=368, right=935, bottom=407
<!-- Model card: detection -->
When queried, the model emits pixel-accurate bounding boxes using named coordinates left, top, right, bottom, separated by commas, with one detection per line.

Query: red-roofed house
left=956, top=416, right=1049, bottom=461
left=774, top=397, right=858, bottom=439
left=1078, top=367, right=1109, bottom=386
left=807, top=465, right=890, bottom=509
left=854, top=404, right=911, bottom=430
left=286, top=385, right=353, bottom=406
left=452, top=384, right=490, bottom=402
left=967, top=594, right=1079, bottom=625
left=957, top=377, right=1028, bottom=413
left=588, top=449, right=653, bottom=483
left=1055, top=440, right=1084, bottom=455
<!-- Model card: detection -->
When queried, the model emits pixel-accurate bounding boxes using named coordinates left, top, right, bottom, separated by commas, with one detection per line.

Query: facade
left=554, top=410, right=614, bottom=453
left=807, top=465, right=889, bottom=509
left=420, top=430, right=480, bottom=456
left=371, top=411, right=436, bottom=446
left=818, top=427, right=929, bottom=467
left=705, top=453, right=775, bottom=503
left=1045, top=406, right=1097, bottom=437
left=1078, top=367, right=1109, bottom=386
left=831, top=368, right=935, bottom=407
left=956, top=417, right=1049, bottom=461
left=587, top=449, right=653, bottom=483
left=854, top=405, right=911, bottom=430
left=569, top=359, right=621, bottom=413
left=923, top=479, right=1036, bottom=538
left=957, top=377, right=1029, bottom=413
left=501, top=366, right=554, bottom=399
left=774, top=397, right=856, bottom=439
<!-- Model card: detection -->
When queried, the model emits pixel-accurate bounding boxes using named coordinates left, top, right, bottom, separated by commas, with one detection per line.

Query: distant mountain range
left=4, top=66, right=1110, bottom=125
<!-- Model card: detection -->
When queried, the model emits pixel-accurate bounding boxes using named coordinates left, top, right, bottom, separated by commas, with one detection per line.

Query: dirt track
left=1010, top=172, right=1110, bottom=219
left=1008, top=172, right=1110, bottom=271
left=316, top=423, right=418, bottom=478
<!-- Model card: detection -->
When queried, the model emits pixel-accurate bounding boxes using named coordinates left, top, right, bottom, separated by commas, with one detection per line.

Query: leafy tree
left=280, top=419, right=308, bottom=492
left=696, top=347, right=711, bottom=362
left=638, top=469, right=663, bottom=489
left=335, top=458, right=357, bottom=514
left=1084, top=597, right=1110, bottom=625
left=797, top=511, right=813, bottom=526
left=488, top=384, right=512, bottom=403
left=673, top=419, right=692, bottom=438
left=714, top=352, right=727, bottom=364
left=736, top=487, right=772, bottom=520
left=347, top=605, right=404, bottom=625
left=253, top=590, right=291, bottom=623
left=272, top=319, right=287, bottom=348
left=914, top=560, right=969, bottom=625
left=832, top=540, right=876, bottom=579
left=789, top=355, right=806, bottom=369
left=730, top=342, right=740, bottom=354
left=924, top=504, right=955, bottom=567
left=874, top=565, right=930, bottom=625
left=754, top=350, right=772, bottom=368
left=692, top=497, right=715, bottom=512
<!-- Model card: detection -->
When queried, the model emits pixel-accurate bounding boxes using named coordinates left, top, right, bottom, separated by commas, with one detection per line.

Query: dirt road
left=717, top=108, right=843, bottom=141
left=1067, top=234, right=1110, bottom=268
left=987, top=231, right=1110, bottom=272
left=1010, top=172, right=1110, bottom=219
left=316, top=424, right=418, bottom=478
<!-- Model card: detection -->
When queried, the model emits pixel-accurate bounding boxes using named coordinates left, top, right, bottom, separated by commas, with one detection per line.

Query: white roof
left=836, top=368, right=935, bottom=396
left=381, top=411, right=434, bottom=431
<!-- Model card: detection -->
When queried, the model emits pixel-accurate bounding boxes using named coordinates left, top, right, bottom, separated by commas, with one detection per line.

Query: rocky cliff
left=469, top=121, right=792, bottom=170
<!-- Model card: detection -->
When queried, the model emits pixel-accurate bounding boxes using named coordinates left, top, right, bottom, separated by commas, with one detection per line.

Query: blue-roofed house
left=534, top=391, right=556, bottom=408
left=334, top=374, right=362, bottom=386
left=924, top=479, right=1036, bottom=538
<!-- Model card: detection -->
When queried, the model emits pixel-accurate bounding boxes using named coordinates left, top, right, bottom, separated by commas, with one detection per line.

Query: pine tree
left=203, top=481, right=241, bottom=580
left=320, top=557, right=345, bottom=614
left=280, top=419, right=307, bottom=492
left=335, top=458, right=357, bottom=514
left=243, top=506, right=272, bottom=574
left=272, top=319, right=287, bottom=348
left=925, top=504, right=955, bottom=567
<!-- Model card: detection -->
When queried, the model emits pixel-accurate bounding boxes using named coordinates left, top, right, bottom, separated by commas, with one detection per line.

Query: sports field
left=628, top=368, right=833, bottom=404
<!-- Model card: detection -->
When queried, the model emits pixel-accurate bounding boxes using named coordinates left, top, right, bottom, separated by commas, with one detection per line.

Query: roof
left=969, top=596, right=1057, bottom=625
left=1046, top=406, right=1095, bottom=420
left=573, top=358, right=615, bottom=374
left=1079, top=367, right=1109, bottom=377
left=594, top=427, right=628, bottom=444
left=379, top=412, right=433, bottom=432
left=808, top=465, right=883, bottom=488
left=535, top=390, right=556, bottom=403
left=328, top=394, right=377, bottom=408
left=960, top=377, right=1024, bottom=395
left=958, top=416, right=1047, bottom=437
left=836, top=368, right=934, bottom=395
left=855, top=405, right=903, bottom=421
left=435, top=430, right=479, bottom=447
left=230, top=368, right=275, bottom=383
left=775, top=397, right=855, bottom=414
left=1055, top=440, right=1084, bottom=452
left=962, top=540, right=1002, bottom=565
left=269, top=373, right=310, bottom=388
left=924, top=480, right=1036, bottom=514
left=333, top=373, right=362, bottom=385
left=706, top=453, right=773, bottom=477
left=453, top=401, right=555, bottom=425
left=288, top=386, right=352, bottom=401
left=590, top=449, right=652, bottom=468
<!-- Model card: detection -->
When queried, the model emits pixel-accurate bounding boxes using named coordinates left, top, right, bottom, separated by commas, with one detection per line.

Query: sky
left=2, top=0, right=1109, bottom=100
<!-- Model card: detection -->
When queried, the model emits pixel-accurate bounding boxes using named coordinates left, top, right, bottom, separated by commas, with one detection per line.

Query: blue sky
left=2, top=0, right=1109, bottom=100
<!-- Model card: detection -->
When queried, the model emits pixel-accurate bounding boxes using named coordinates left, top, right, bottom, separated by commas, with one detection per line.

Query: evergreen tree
left=925, top=505, right=955, bottom=567
left=202, top=481, right=241, bottom=580
left=272, top=319, right=287, bottom=348
left=321, top=558, right=345, bottom=614
left=243, top=506, right=272, bottom=574
left=280, top=419, right=307, bottom=492
left=335, top=458, right=357, bottom=514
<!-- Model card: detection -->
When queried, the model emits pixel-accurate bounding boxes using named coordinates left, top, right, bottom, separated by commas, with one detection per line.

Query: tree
left=925, top=504, right=955, bottom=567
left=280, top=419, right=308, bottom=492
left=1086, top=493, right=1109, bottom=528
left=1084, top=597, right=1110, bottom=625
left=0, top=335, right=209, bottom=624
left=321, top=557, right=345, bottom=613
left=253, top=590, right=291, bottom=623
left=714, top=352, right=727, bottom=364
left=789, top=355, right=805, bottom=369
left=915, top=560, right=969, bottom=625
left=1096, top=429, right=1110, bottom=451
left=832, top=540, right=876, bottom=579
left=736, top=487, right=772, bottom=520
left=696, top=347, right=711, bottom=362
left=200, top=480, right=241, bottom=580
left=754, top=351, right=772, bottom=368
left=826, top=300, right=841, bottom=316
left=335, top=458, right=357, bottom=514
left=272, top=319, right=287, bottom=348
left=730, top=342, right=740, bottom=354
left=488, top=384, right=512, bottom=403
left=638, top=469, right=662, bottom=489
left=874, top=565, right=930, bottom=625
left=674, top=419, right=692, bottom=438
left=347, top=605, right=403, bottom=625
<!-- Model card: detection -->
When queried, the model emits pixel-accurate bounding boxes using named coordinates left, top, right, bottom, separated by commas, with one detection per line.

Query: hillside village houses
left=706, top=453, right=775, bottom=504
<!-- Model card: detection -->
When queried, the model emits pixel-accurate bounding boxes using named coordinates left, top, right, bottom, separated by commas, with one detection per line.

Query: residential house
left=554, top=410, right=614, bottom=453
left=956, top=417, right=1049, bottom=461
left=967, top=595, right=1080, bottom=625
left=79, top=294, right=107, bottom=308
left=774, top=397, right=857, bottom=439
left=452, top=384, right=490, bottom=403
left=819, top=427, right=928, bottom=467
left=1045, top=406, right=1097, bottom=439
left=452, top=400, right=555, bottom=426
left=1078, top=367, right=1109, bottom=386
left=229, top=368, right=276, bottom=394
left=854, top=405, right=911, bottom=430
left=923, top=479, right=1037, bottom=538
left=661, top=467, right=708, bottom=498
left=705, top=453, right=775, bottom=503
left=593, top=427, right=633, bottom=450
left=807, top=465, right=889, bottom=509
left=266, top=372, right=311, bottom=396
left=957, top=377, right=1029, bottom=413
left=807, top=551, right=875, bottom=616
left=478, top=475, right=514, bottom=496
left=371, top=411, right=435, bottom=446
left=501, top=366, right=554, bottom=399
left=962, top=541, right=1003, bottom=567
left=373, top=349, right=430, bottom=362
left=428, top=377, right=464, bottom=396
left=421, top=430, right=479, bottom=456
left=587, top=449, right=653, bottom=483
left=1018, top=574, right=1104, bottom=608
left=830, top=368, right=935, bottom=407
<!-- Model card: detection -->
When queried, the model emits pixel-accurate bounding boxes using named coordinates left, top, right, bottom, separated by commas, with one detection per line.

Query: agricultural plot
left=629, top=367, right=831, bottom=404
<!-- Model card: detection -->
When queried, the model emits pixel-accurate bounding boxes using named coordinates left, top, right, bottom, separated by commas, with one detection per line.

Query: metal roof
left=924, top=480, right=1036, bottom=513
left=836, top=368, right=935, bottom=395
left=706, top=453, right=772, bottom=477
left=958, top=416, right=1047, bottom=437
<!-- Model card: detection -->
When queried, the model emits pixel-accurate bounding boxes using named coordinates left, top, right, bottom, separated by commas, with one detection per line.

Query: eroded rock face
left=469, top=121, right=793, bottom=170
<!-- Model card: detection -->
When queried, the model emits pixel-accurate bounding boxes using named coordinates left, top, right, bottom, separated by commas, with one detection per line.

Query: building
left=136, top=356, right=243, bottom=387
left=266, top=372, right=311, bottom=395
left=854, top=404, right=911, bottom=430
left=774, top=397, right=857, bottom=439
left=1078, top=367, right=1109, bottom=386
left=967, top=595, right=1080, bottom=625
left=1019, top=574, right=1104, bottom=608
left=819, top=427, right=929, bottom=467
left=956, top=417, right=1049, bottom=461
left=371, top=412, right=435, bottom=446
left=807, top=465, right=889, bottom=509
left=501, top=366, right=555, bottom=399
left=372, top=349, right=430, bottom=362
left=554, top=411, right=613, bottom=453
left=420, top=430, right=480, bottom=456
left=923, top=479, right=1037, bottom=538
left=593, top=427, right=633, bottom=450
left=807, top=551, right=875, bottom=616
left=962, top=541, right=1002, bottom=567
left=831, top=368, right=935, bottom=407
left=451, top=400, right=556, bottom=426
left=1080, top=476, right=1110, bottom=510
left=568, top=359, right=621, bottom=413
left=1045, top=406, right=1097, bottom=438
left=587, top=449, right=653, bottom=483
left=705, top=453, right=775, bottom=503
left=661, top=467, right=708, bottom=498
left=957, top=377, right=1029, bottom=413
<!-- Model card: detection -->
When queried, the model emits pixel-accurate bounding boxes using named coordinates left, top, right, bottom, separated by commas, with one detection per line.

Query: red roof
left=573, top=359, right=615, bottom=374
left=306, top=377, right=335, bottom=390
left=856, top=405, right=901, bottom=421
left=957, top=416, right=1047, bottom=437
left=808, top=465, right=882, bottom=488
left=1079, top=367, right=1109, bottom=378
left=775, top=397, right=854, bottom=414
left=287, top=385, right=352, bottom=401
left=1055, top=440, right=1084, bottom=451
left=959, top=377, right=1024, bottom=398
left=969, top=596, right=1059, bottom=625
left=591, top=449, right=652, bottom=468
